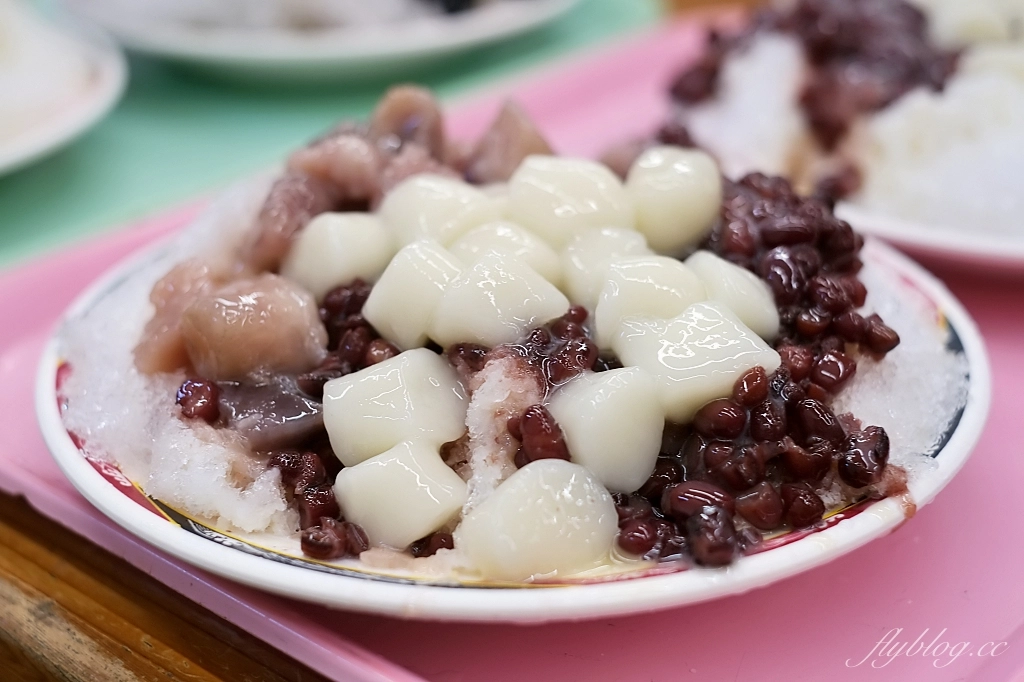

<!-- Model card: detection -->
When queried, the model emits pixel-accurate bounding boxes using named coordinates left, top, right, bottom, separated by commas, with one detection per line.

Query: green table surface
left=0, top=0, right=662, bottom=269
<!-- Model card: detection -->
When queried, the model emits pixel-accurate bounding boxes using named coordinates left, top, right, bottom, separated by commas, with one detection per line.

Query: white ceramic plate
left=61, top=0, right=582, bottom=82
left=0, top=15, right=126, bottom=176
left=35, top=235, right=991, bottom=623
left=836, top=203, right=1024, bottom=273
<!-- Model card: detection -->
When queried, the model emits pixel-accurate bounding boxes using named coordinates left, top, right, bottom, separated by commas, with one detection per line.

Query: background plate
left=0, top=12, right=126, bottom=176
left=63, top=0, right=582, bottom=81
left=837, top=203, right=1024, bottom=274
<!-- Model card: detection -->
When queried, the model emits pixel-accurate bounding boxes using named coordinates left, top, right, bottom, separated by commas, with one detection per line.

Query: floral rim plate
left=0, top=16, right=126, bottom=176
left=61, top=0, right=582, bottom=81
left=35, top=237, right=991, bottom=623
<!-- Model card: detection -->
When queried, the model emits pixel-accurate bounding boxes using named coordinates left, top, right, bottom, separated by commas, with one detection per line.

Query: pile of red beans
left=669, top=0, right=959, bottom=143
left=669, top=0, right=959, bottom=194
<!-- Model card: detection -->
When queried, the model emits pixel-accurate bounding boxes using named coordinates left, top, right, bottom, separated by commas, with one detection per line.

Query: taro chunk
left=464, top=101, right=554, bottom=185
left=333, top=441, right=467, bottom=549
left=322, top=348, right=468, bottom=466
left=612, top=302, right=780, bottom=422
left=135, top=259, right=223, bottom=375
left=181, top=274, right=327, bottom=381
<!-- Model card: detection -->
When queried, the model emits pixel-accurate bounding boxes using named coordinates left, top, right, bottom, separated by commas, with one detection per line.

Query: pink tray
left=4, top=18, right=1024, bottom=682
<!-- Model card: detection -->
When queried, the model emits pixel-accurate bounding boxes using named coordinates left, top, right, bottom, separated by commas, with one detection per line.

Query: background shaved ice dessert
left=627, top=0, right=1024, bottom=242
left=58, top=87, right=969, bottom=584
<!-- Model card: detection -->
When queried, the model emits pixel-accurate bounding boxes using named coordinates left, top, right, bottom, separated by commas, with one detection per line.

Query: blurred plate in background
left=0, top=4, right=126, bottom=176
left=836, top=202, right=1024, bottom=274
left=62, top=0, right=583, bottom=82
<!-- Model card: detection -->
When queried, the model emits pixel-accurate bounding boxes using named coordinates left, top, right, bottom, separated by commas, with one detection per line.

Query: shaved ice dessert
left=59, top=86, right=967, bottom=584
left=604, top=0, right=1024, bottom=240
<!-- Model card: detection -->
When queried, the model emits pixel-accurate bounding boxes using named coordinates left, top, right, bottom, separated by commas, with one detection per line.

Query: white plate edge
left=837, top=202, right=1024, bottom=270
left=33, top=237, right=992, bottom=623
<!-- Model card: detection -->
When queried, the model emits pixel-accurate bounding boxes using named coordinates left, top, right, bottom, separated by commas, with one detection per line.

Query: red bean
left=447, top=343, right=490, bottom=376
left=781, top=437, right=832, bottom=481
left=686, top=506, right=738, bottom=567
left=792, top=398, right=846, bottom=445
left=297, top=355, right=354, bottom=398
left=842, top=277, right=868, bottom=308
left=778, top=345, right=814, bottom=382
left=176, top=380, right=220, bottom=423
left=613, top=494, right=654, bottom=524
left=617, top=518, right=659, bottom=556
left=650, top=518, right=689, bottom=560
left=693, top=399, right=747, bottom=439
left=750, top=399, right=787, bottom=441
left=796, top=308, right=832, bottom=338
left=410, top=532, right=454, bottom=557
left=637, top=458, right=683, bottom=502
left=839, top=426, right=889, bottom=488
left=364, top=338, right=399, bottom=366
left=320, top=280, right=372, bottom=350
left=865, top=315, right=901, bottom=354
left=832, top=310, right=867, bottom=343
left=300, top=517, right=348, bottom=560
left=335, top=326, right=373, bottom=365
left=781, top=482, right=825, bottom=528
left=269, top=450, right=326, bottom=494
left=516, top=404, right=570, bottom=465
left=810, top=349, right=857, bottom=392
left=702, top=441, right=733, bottom=471
left=343, top=521, right=369, bottom=555
left=712, top=446, right=765, bottom=492
left=662, top=480, right=735, bottom=519
left=546, top=337, right=598, bottom=384
left=564, top=305, right=589, bottom=325
left=809, top=275, right=852, bottom=313
left=732, top=367, right=769, bottom=407
left=720, top=220, right=757, bottom=259
left=735, top=482, right=784, bottom=530
left=298, top=485, right=341, bottom=529
left=760, top=214, right=817, bottom=247
left=759, top=247, right=807, bottom=305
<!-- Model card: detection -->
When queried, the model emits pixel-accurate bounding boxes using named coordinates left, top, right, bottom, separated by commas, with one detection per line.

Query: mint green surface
left=0, top=0, right=661, bottom=268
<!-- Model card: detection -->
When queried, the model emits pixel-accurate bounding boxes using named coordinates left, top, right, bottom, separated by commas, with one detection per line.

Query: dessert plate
left=60, top=0, right=582, bottom=81
left=836, top=203, right=1024, bottom=273
left=35, top=236, right=991, bottom=623
left=0, top=14, right=126, bottom=176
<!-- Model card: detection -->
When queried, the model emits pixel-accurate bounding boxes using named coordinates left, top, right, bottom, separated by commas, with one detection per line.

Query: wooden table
left=0, top=492, right=329, bottom=681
